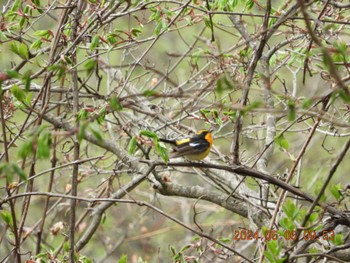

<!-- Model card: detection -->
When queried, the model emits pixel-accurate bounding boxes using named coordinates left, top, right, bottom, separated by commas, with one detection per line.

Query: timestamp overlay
left=233, top=229, right=335, bottom=241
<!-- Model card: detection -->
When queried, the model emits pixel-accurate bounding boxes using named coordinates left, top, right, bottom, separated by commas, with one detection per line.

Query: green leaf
left=76, top=109, right=89, bottom=122
left=333, top=41, right=347, bottom=63
left=243, top=101, right=263, bottom=113
left=11, top=84, right=26, bottom=102
left=154, top=20, right=162, bottom=35
left=287, top=100, right=296, bottom=121
left=63, top=241, right=69, bottom=252
left=338, top=89, right=350, bottom=103
left=10, top=0, right=21, bottom=12
left=131, top=26, right=143, bottom=37
left=32, top=0, right=43, bottom=11
left=128, top=136, right=138, bottom=155
left=314, top=181, right=327, bottom=202
left=36, top=124, right=50, bottom=135
left=264, top=251, right=275, bottom=263
left=223, top=75, right=234, bottom=90
left=96, top=106, right=106, bottom=124
left=106, top=34, right=117, bottom=45
left=109, top=96, right=123, bottom=111
left=37, top=132, right=51, bottom=159
left=302, top=98, right=313, bottom=109
left=25, top=92, right=33, bottom=105
left=143, top=90, right=158, bottom=97
left=89, top=125, right=103, bottom=143
left=162, top=7, right=174, bottom=17
left=84, top=59, right=96, bottom=75
left=9, top=42, right=29, bottom=59
left=215, top=117, right=222, bottom=126
left=101, top=213, right=106, bottom=224
left=0, top=163, right=7, bottom=174
left=6, top=70, right=20, bottom=79
left=62, top=55, right=73, bottom=65
left=78, top=121, right=88, bottom=143
left=149, top=9, right=161, bottom=22
left=18, top=138, right=34, bottom=159
left=169, top=245, right=176, bottom=256
left=30, top=39, right=43, bottom=50
left=33, top=30, right=51, bottom=38
left=282, top=199, right=299, bottom=220
left=276, top=258, right=287, bottom=263
left=1, top=210, right=13, bottom=228
left=118, top=254, right=128, bottom=263
left=200, top=109, right=211, bottom=115
left=155, top=140, right=169, bottom=163
left=218, top=237, right=231, bottom=243
left=19, top=17, right=26, bottom=28
left=204, top=16, right=212, bottom=28
left=274, top=134, right=289, bottom=150
left=279, top=217, right=294, bottom=231
left=191, top=50, right=203, bottom=65
left=223, top=110, right=237, bottom=121
left=332, top=234, right=343, bottom=246
left=23, top=5, right=31, bottom=15
left=11, top=163, right=27, bottom=181
left=140, top=130, right=158, bottom=139
left=266, top=240, right=279, bottom=255
left=48, top=63, right=66, bottom=79
left=179, top=244, right=192, bottom=252
left=22, top=70, right=31, bottom=91
left=90, top=35, right=100, bottom=51
left=246, top=0, right=254, bottom=9
left=308, top=212, right=318, bottom=224
left=330, top=184, right=342, bottom=201
left=216, top=77, right=223, bottom=96
left=0, top=163, right=15, bottom=182
left=80, top=256, right=93, bottom=263
left=321, top=48, right=331, bottom=71
left=0, top=31, right=8, bottom=41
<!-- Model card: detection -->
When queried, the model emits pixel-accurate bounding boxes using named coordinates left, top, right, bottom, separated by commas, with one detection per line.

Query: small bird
left=159, top=129, right=213, bottom=161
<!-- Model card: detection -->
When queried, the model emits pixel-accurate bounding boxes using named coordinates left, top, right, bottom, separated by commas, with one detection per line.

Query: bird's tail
left=159, top=138, right=177, bottom=145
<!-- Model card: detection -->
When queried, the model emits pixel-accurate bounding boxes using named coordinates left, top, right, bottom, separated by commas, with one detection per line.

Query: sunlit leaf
left=6, top=70, right=20, bottom=79
left=287, top=100, right=296, bottom=121
left=118, top=254, right=128, bottom=263
left=33, top=30, right=51, bottom=38
left=90, top=35, right=100, bottom=51
left=140, top=130, right=158, bottom=139
left=216, top=77, right=223, bottom=96
left=84, top=59, right=96, bottom=75
left=30, top=39, right=43, bottom=50
left=143, top=90, right=158, bottom=97
left=9, top=42, right=29, bottom=59
left=89, top=125, right=103, bottom=143
left=78, top=121, right=88, bottom=143
left=275, top=134, right=289, bottom=150
left=128, top=136, right=138, bottom=155
left=1, top=210, right=13, bottom=228
left=11, top=84, right=26, bottom=102
left=11, top=163, right=27, bottom=181
left=330, top=184, right=342, bottom=201
left=37, top=131, right=51, bottom=159
left=109, top=96, right=123, bottom=111
left=18, top=138, right=34, bottom=159
left=155, top=139, right=169, bottom=163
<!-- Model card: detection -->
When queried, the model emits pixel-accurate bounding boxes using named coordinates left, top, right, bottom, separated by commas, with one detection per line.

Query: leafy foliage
left=1, top=0, right=350, bottom=262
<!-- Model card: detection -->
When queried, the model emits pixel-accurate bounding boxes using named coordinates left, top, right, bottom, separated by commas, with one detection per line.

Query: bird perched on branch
left=159, top=129, right=213, bottom=161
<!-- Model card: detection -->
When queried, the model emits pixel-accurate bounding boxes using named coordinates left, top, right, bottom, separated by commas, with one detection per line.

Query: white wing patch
left=189, top=142, right=201, bottom=147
